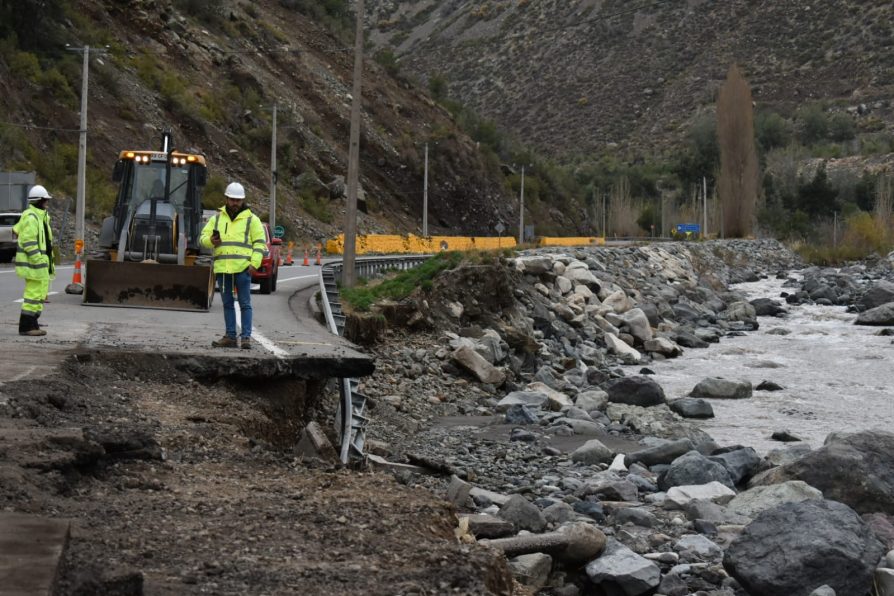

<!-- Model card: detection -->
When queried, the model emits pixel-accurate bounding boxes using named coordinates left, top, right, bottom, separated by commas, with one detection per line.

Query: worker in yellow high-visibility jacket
left=13, top=184, right=56, bottom=337
left=200, top=182, right=266, bottom=349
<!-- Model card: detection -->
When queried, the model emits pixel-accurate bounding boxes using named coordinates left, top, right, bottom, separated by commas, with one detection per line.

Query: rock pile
left=360, top=240, right=894, bottom=595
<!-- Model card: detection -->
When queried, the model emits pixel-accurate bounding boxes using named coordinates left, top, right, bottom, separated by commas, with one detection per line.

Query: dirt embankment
left=0, top=352, right=513, bottom=595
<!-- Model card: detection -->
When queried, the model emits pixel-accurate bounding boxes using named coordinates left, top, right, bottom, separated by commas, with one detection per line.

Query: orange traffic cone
left=284, top=242, right=294, bottom=266
left=302, top=245, right=309, bottom=266
left=315, top=243, right=322, bottom=266
left=65, top=248, right=84, bottom=294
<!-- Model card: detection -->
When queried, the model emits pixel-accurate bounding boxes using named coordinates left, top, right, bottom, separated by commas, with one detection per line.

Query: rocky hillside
left=367, top=0, right=894, bottom=159
left=0, top=0, right=522, bottom=243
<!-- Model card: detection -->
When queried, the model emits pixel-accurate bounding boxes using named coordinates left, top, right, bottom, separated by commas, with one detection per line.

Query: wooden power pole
left=342, top=0, right=365, bottom=287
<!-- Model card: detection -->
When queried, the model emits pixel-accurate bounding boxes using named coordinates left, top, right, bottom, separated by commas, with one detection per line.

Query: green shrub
left=9, top=50, right=41, bottom=80
left=38, top=67, right=77, bottom=107
left=203, top=175, right=227, bottom=210
left=340, top=251, right=463, bottom=311
left=374, top=49, right=400, bottom=77
left=300, top=194, right=332, bottom=224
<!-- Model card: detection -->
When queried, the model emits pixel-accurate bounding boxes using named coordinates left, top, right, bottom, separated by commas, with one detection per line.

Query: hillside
left=0, top=0, right=522, bottom=245
left=367, top=0, right=894, bottom=160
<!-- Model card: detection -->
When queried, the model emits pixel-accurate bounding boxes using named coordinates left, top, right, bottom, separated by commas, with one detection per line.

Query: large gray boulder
left=585, top=538, right=661, bottom=595
left=606, top=376, right=666, bottom=407
left=724, top=499, right=885, bottom=596
left=726, top=481, right=824, bottom=518
left=858, top=280, right=894, bottom=311
left=751, top=430, right=894, bottom=515
left=689, top=377, right=752, bottom=399
left=658, top=450, right=735, bottom=491
left=855, top=303, right=894, bottom=325
left=709, top=446, right=761, bottom=486
left=625, top=438, right=695, bottom=468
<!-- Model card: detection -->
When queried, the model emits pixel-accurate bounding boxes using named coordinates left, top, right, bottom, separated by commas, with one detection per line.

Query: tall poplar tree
left=717, top=64, right=759, bottom=237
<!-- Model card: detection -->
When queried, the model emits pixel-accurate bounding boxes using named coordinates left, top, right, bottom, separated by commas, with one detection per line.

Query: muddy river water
left=644, top=276, right=893, bottom=455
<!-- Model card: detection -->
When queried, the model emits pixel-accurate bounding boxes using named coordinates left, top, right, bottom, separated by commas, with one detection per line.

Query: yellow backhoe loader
left=84, top=132, right=214, bottom=311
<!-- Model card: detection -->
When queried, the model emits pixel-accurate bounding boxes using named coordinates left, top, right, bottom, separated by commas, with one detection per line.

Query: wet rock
left=505, top=404, right=539, bottom=425
left=756, top=380, right=784, bottom=391
left=724, top=499, right=885, bottom=596
left=749, top=297, right=787, bottom=316
left=855, top=303, right=894, bottom=325
left=770, top=429, right=801, bottom=441
left=857, top=280, right=894, bottom=310
left=606, top=376, right=666, bottom=407
left=689, top=377, right=752, bottom=399
left=668, top=398, right=714, bottom=419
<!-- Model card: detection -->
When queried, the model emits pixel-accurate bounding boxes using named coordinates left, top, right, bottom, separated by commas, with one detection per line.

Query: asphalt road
left=0, top=261, right=366, bottom=364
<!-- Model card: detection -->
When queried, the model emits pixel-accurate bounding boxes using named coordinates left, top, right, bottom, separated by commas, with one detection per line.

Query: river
left=644, top=275, right=893, bottom=455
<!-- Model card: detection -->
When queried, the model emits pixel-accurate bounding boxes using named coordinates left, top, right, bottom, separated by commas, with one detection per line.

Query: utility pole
left=422, top=142, right=429, bottom=236
left=269, top=103, right=277, bottom=230
left=602, top=191, right=607, bottom=238
left=342, top=0, right=364, bottom=288
left=518, top=165, right=525, bottom=245
left=702, top=176, right=708, bottom=238
left=67, top=45, right=103, bottom=255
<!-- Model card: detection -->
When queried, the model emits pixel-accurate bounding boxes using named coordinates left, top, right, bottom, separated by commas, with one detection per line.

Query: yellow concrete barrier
left=325, top=234, right=518, bottom=255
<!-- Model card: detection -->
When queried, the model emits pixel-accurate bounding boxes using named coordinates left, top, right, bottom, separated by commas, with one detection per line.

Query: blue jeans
left=217, top=270, right=252, bottom=339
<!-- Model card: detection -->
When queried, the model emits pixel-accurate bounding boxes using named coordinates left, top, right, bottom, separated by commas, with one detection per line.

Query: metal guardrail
left=317, top=255, right=431, bottom=463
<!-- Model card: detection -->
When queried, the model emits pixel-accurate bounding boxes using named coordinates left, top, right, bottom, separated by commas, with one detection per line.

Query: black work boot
left=19, top=313, right=46, bottom=337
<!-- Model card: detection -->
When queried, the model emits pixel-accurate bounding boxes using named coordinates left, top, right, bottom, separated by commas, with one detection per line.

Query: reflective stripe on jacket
left=12, top=205, right=53, bottom=281
left=199, top=206, right=265, bottom=274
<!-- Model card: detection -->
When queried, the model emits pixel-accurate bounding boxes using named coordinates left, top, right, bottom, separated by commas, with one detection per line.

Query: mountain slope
left=0, top=0, right=521, bottom=243
left=367, top=0, right=894, bottom=159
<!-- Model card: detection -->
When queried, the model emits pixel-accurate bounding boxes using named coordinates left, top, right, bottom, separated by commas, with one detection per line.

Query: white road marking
left=10, top=366, right=37, bottom=382
left=234, top=309, right=288, bottom=358
left=14, top=291, right=59, bottom=304
left=276, top=274, right=318, bottom=283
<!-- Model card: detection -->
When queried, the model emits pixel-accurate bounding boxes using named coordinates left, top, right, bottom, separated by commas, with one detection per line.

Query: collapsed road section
left=0, top=283, right=511, bottom=595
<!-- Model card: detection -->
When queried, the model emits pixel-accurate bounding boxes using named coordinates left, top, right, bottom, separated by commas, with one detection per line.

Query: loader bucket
left=84, top=260, right=214, bottom=311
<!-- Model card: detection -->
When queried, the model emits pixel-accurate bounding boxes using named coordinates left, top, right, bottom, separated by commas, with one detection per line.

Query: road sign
left=273, top=225, right=285, bottom=238
left=675, top=223, right=700, bottom=234
left=495, top=221, right=505, bottom=234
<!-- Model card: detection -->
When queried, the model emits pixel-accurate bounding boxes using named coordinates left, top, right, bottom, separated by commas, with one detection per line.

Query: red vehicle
left=251, top=223, right=282, bottom=294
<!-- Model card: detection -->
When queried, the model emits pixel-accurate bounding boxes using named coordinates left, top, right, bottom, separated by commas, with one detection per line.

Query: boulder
left=620, top=308, right=653, bottom=343
left=606, top=376, right=666, bottom=407
left=855, top=303, right=894, bottom=325
left=496, top=391, right=548, bottom=412
left=709, top=446, right=761, bottom=485
left=751, top=430, right=894, bottom=515
left=498, top=494, right=547, bottom=533
left=604, top=332, right=642, bottom=363
left=665, top=481, right=736, bottom=509
left=724, top=499, right=885, bottom=596
left=689, top=377, right=752, bottom=399
left=726, top=481, right=824, bottom=518
left=750, top=297, right=787, bottom=316
left=451, top=346, right=506, bottom=385
left=585, top=538, right=661, bottom=595
left=571, top=439, right=614, bottom=465
left=642, top=336, right=683, bottom=357
left=659, top=450, right=735, bottom=491
left=858, top=280, right=894, bottom=311
left=625, top=439, right=695, bottom=467
left=668, top=397, right=714, bottom=419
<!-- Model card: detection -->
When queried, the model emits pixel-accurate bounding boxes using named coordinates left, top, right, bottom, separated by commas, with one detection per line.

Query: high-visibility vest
left=200, top=206, right=266, bottom=274
left=12, top=205, right=54, bottom=281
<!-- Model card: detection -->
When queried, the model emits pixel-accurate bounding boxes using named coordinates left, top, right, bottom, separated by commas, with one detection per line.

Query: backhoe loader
left=84, top=132, right=214, bottom=311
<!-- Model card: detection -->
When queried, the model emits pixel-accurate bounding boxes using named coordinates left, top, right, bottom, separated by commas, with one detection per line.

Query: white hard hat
left=27, top=185, right=52, bottom=201
left=224, top=182, right=246, bottom=199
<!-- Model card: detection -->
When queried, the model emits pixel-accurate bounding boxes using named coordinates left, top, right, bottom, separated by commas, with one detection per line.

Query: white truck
left=0, top=172, right=35, bottom=263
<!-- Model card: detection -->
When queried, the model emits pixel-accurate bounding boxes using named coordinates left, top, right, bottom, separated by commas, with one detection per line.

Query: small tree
left=716, top=64, right=759, bottom=237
